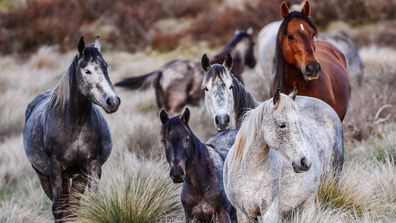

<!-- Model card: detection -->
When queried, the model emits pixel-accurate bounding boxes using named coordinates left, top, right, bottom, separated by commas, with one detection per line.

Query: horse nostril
left=106, top=98, right=113, bottom=108
left=215, top=116, right=220, bottom=125
left=316, top=63, right=321, bottom=73
left=225, top=115, right=230, bottom=124
left=306, top=64, right=313, bottom=75
left=300, top=157, right=311, bottom=170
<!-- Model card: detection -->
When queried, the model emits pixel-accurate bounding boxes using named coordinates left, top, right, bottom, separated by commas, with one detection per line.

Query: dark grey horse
left=160, top=108, right=236, bottom=222
left=23, top=37, right=120, bottom=222
left=115, top=29, right=256, bottom=114
left=201, top=54, right=258, bottom=131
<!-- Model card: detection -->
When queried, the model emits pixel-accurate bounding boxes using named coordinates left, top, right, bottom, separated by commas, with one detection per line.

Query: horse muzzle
left=103, top=96, right=121, bottom=113
left=215, top=114, right=231, bottom=132
left=303, top=63, right=321, bottom=81
left=292, top=157, right=312, bottom=173
left=170, top=167, right=185, bottom=183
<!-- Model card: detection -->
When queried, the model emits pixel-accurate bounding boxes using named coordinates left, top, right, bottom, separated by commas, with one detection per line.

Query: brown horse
left=271, top=1, right=351, bottom=120
left=116, top=29, right=256, bottom=114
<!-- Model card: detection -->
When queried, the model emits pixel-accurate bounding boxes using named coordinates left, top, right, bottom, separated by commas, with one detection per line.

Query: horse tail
left=115, top=70, right=162, bottom=91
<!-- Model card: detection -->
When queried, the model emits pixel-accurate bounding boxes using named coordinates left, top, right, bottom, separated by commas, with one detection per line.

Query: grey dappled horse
left=23, top=37, right=120, bottom=221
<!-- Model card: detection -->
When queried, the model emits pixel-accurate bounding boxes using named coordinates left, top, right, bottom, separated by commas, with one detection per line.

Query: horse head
left=278, top=1, right=321, bottom=81
left=160, top=108, right=194, bottom=183
left=75, top=36, right=120, bottom=113
left=263, top=89, right=312, bottom=173
left=202, top=54, right=234, bottom=132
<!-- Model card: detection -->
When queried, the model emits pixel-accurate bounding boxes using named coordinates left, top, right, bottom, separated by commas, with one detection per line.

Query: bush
left=77, top=156, right=182, bottom=223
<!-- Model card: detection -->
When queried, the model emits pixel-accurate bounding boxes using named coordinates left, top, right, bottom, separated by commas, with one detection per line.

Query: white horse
left=257, top=3, right=364, bottom=87
left=223, top=90, right=344, bottom=222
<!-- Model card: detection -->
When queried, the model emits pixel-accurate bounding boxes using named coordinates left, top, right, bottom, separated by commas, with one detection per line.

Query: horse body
left=223, top=92, right=344, bottom=222
left=271, top=3, right=351, bottom=121
left=116, top=30, right=256, bottom=114
left=23, top=37, right=120, bottom=221
left=160, top=109, right=236, bottom=222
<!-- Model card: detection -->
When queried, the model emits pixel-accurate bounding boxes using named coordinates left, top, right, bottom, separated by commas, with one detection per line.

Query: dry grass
left=77, top=155, right=182, bottom=223
left=0, top=30, right=395, bottom=222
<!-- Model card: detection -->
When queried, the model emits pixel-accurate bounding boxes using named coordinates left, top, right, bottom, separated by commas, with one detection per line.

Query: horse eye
left=229, top=85, right=234, bottom=90
left=85, top=70, right=92, bottom=75
left=279, top=124, right=287, bottom=129
left=287, top=34, right=294, bottom=40
left=203, top=87, right=208, bottom=92
left=185, top=137, right=189, bottom=143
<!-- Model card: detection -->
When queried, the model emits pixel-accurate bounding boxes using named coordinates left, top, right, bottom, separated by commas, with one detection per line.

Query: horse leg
left=260, top=196, right=280, bottom=223
left=87, top=160, right=102, bottom=191
left=299, top=193, right=317, bottom=211
left=49, top=157, right=64, bottom=221
left=68, top=174, right=88, bottom=219
left=236, top=209, right=250, bottom=223
left=217, top=209, right=231, bottom=223
left=33, top=167, right=53, bottom=200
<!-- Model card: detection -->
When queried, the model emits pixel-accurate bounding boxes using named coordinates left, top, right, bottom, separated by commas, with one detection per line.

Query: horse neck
left=232, top=77, right=259, bottom=126
left=184, top=134, right=211, bottom=189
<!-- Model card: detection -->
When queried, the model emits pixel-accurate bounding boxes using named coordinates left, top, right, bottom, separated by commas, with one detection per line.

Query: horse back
left=25, top=90, right=52, bottom=122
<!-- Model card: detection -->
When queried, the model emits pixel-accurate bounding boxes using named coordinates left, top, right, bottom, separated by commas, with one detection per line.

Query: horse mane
left=274, top=11, right=318, bottom=85
left=211, top=31, right=251, bottom=64
left=231, top=76, right=258, bottom=126
left=49, top=55, right=78, bottom=111
left=230, top=94, right=295, bottom=167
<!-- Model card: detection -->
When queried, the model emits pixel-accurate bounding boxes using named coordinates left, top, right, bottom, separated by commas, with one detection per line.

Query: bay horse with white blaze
left=116, top=29, right=256, bottom=114
left=23, top=37, right=120, bottom=222
left=160, top=108, right=236, bottom=222
left=271, top=1, right=351, bottom=120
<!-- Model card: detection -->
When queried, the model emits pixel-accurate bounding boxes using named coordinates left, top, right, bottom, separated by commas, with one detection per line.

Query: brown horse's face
left=281, top=18, right=320, bottom=81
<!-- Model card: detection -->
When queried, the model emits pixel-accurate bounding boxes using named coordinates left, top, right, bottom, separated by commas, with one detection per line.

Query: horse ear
left=301, top=0, right=311, bottom=16
left=160, top=109, right=169, bottom=125
left=201, top=54, right=210, bottom=72
left=78, top=36, right=85, bottom=55
left=94, top=36, right=101, bottom=52
left=223, top=53, right=233, bottom=71
left=289, top=88, right=297, bottom=100
left=280, top=1, right=290, bottom=18
left=234, top=29, right=241, bottom=35
left=247, top=27, right=253, bottom=35
left=273, top=89, right=281, bottom=107
left=181, top=107, right=190, bottom=125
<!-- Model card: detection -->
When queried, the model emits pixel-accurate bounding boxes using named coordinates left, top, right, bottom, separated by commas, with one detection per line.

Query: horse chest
left=182, top=186, right=223, bottom=221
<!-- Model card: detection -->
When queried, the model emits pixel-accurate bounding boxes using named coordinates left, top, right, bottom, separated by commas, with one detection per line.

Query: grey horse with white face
left=201, top=54, right=258, bottom=131
left=223, top=90, right=344, bottom=222
left=23, top=37, right=120, bottom=222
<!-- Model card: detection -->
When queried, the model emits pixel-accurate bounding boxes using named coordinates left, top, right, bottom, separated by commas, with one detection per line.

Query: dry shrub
left=0, top=0, right=211, bottom=55
left=311, top=0, right=396, bottom=27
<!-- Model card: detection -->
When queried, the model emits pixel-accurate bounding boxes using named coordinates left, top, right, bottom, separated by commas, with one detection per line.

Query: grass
left=77, top=155, right=182, bottom=223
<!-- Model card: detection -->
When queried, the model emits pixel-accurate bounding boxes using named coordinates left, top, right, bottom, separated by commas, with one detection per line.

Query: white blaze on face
left=80, top=61, right=116, bottom=107
left=300, top=23, right=305, bottom=31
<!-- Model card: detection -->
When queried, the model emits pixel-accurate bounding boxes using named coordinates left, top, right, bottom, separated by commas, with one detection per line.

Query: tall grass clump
left=77, top=155, right=182, bottom=223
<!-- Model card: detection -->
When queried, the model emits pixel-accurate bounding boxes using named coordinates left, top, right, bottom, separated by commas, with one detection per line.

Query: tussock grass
left=77, top=155, right=181, bottom=223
